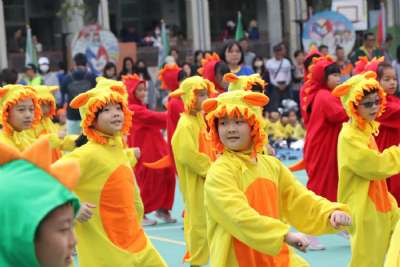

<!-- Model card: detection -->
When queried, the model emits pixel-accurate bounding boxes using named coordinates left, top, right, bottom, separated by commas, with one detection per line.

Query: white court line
left=148, top=235, right=185, bottom=246
left=145, top=225, right=183, bottom=231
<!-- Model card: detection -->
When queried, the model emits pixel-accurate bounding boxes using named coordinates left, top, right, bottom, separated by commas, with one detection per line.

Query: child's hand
left=133, top=147, right=141, bottom=159
left=330, top=210, right=352, bottom=229
left=58, top=129, right=66, bottom=139
left=77, top=203, right=96, bottom=223
left=284, top=232, right=310, bottom=253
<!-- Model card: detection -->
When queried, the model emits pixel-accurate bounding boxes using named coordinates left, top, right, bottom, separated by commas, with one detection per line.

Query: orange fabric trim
left=198, top=129, right=217, bottom=161
left=1, top=92, right=41, bottom=135
left=82, top=95, right=132, bottom=144
left=207, top=106, right=266, bottom=157
left=198, top=53, right=220, bottom=76
left=99, top=165, right=147, bottom=253
left=288, top=159, right=305, bottom=172
left=367, top=138, right=392, bottom=212
left=143, top=155, right=171, bottom=169
left=233, top=178, right=290, bottom=267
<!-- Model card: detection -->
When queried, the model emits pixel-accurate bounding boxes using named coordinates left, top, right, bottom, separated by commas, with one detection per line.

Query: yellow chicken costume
left=59, top=77, right=167, bottom=267
left=0, top=84, right=40, bottom=151
left=225, top=73, right=266, bottom=92
left=332, top=71, right=400, bottom=267
left=385, top=220, right=400, bottom=267
left=170, top=76, right=216, bottom=265
left=202, top=89, right=350, bottom=267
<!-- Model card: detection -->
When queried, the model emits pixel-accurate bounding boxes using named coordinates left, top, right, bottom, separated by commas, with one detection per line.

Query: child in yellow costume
left=29, top=85, right=77, bottom=161
left=202, top=89, right=352, bottom=267
left=332, top=71, right=400, bottom=267
left=59, top=77, right=167, bottom=267
left=385, top=220, right=400, bottom=267
left=170, top=76, right=217, bottom=266
left=0, top=84, right=41, bottom=151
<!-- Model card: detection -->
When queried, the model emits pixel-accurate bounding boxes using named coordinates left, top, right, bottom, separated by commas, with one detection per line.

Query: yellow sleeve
left=204, top=160, right=290, bottom=256
left=133, top=177, right=144, bottom=223
left=385, top=220, right=400, bottom=267
left=124, top=148, right=138, bottom=168
left=60, top=135, right=78, bottom=151
left=172, top=123, right=211, bottom=177
left=276, top=158, right=350, bottom=235
left=341, top=134, right=400, bottom=180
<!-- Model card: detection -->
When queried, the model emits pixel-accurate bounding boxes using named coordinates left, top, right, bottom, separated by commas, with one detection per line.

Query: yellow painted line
left=148, top=235, right=185, bottom=246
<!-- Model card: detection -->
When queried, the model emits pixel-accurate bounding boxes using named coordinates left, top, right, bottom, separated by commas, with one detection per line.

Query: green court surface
left=144, top=163, right=351, bottom=267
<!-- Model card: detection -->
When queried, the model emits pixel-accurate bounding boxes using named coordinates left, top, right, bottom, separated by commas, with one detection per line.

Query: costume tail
left=288, top=159, right=305, bottom=172
left=143, top=155, right=171, bottom=169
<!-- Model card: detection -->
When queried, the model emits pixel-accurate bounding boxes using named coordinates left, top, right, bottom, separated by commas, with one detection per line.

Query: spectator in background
left=220, top=20, right=236, bottom=41
left=102, top=62, right=117, bottom=80
left=191, top=50, right=204, bottom=75
left=265, top=43, right=293, bottom=112
left=135, top=59, right=157, bottom=110
left=32, top=35, right=43, bottom=53
left=335, top=46, right=353, bottom=81
left=60, top=53, right=96, bottom=135
left=318, top=44, right=329, bottom=56
left=220, top=40, right=254, bottom=76
left=38, top=57, right=62, bottom=105
left=9, top=28, right=25, bottom=52
left=239, top=37, right=256, bottom=68
left=22, top=64, right=42, bottom=85
left=252, top=56, right=269, bottom=82
left=119, top=57, right=135, bottom=78
left=393, top=45, right=400, bottom=89
left=56, top=61, right=67, bottom=86
left=181, top=62, right=192, bottom=77
left=291, top=50, right=305, bottom=105
left=248, top=19, right=260, bottom=40
left=383, top=33, right=394, bottom=63
left=120, top=25, right=141, bottom=43
left=169, top=48, right=180, bottom=66
left=0, top=68, right=18, bottom=85
left=351, top=32, right=383, bottom=64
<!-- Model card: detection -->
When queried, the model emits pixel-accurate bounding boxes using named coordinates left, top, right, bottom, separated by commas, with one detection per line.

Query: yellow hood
left=202, top=90, right=269, bottom=157
left=0, top=84, right=41, bottom=135
left=69, top=77, right=132, bottom=144
left=224, top=73, right=266, bottom=92
left=169, top=75, right=216, bottom=111
left=332, top=71, right=386, bottom=132
left=32, top=85, right=58, bottom=118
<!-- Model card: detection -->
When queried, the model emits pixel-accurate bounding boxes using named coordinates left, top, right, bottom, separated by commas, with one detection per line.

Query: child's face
left=281, top=116, right=289, bottom=126
left=35, top=204, right=76, bottom=267
left=194, top=89, right=208, bottom=111
left=215, top=72, right=229, bottom=90
left=135, top=83, right=147, bottom=103
left=269, top=111, right=280, bottom=122
left=326, top=73, right=341, bottom=90
left=41, top=103, right=51, bottom=117
left=288, top=112, right=297, bottom=125
left=8, top=98, right=35, bottom=131
left=379, top=68, right=397, bottom=95
left=218, top=115, right=252, bottom=151
left=58, top=112, right=66, bottom=125
left=94, top=103, right=125, bottom=135
left=356, top=92, right=381, bottom=122
left=105, top=68, right=116, bottom=79
left=225, top=44, right=241, bottom=66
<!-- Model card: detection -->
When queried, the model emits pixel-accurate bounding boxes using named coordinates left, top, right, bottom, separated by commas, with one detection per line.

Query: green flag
left=25, top=25, right=37, bottom=66
left=158, top=20, right=170, bottom=68
left=235, top=11, right=244, bottom=41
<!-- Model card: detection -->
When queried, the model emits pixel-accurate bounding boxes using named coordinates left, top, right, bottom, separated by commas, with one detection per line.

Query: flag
left=25, top=25, right=37, bottom=66
left=377, top=2, right=385, bottom=48
left=158, top=20, right=170, bottom=68
left=235, top=11, right=244, bottom=41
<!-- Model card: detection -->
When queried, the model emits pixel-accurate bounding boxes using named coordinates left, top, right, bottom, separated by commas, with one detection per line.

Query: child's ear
left=332, top=84, right=351, bottom=97
left=223, top=73, right=239, bottom=83
left=70, top=92, right=90, bottom=108
left=202, top=99, right=218, bottom=113
left=243, top=92, right=269, bottom=107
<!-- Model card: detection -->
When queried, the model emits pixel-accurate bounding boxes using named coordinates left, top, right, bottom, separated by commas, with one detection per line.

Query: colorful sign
left=303, top=11, right=355, bottom=57
left=71, top=24, right=119, bottom=76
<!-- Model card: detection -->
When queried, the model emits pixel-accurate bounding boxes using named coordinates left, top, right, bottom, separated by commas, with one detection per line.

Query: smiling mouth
left=227, top=136, right=240, bottom=141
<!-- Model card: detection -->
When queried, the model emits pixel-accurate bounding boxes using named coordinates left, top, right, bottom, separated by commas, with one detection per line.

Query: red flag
left=377, top=2, right=385, bottom=48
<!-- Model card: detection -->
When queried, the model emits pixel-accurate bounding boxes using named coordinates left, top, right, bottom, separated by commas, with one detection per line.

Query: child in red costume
left=124, top=74, right=177, bottom=226
left=197, top=53, right=230, bottom=95
left=303, top=56, right=348, bottom=203
left=158, top=64, right=187, bottom=174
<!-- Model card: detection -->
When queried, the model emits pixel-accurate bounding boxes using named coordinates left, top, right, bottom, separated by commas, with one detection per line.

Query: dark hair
left=239, top=37, right=249, bottom=42
left=363, top=32, right=375, bottom=41
left=58, top=61, right=67, bottom=74
left=178, top=70, right=187, bottom=82
left=25, top=63, right=37, bottom=73
left=318, top=44, right=328, bottom=51
left=324, top=63, right=341, bottom=82
left=362, top=88, right=379, bottom=96
left=304, top=54, right=321, bottom=70
left=396, top=45, right=400, bottom=63
left=386, top=33, right=393, bottom=42
left=336, top=45, right=344, bottom=51
left=251, top=56, right=266, bottom=76
left=294, top=50, right=304, bottom=58
left=194, top=50, right=203, bottom=65
left=74, top=53, right=87, bottom=66
left=75, top=133, right=88, bottom=147
left=1, top=68, right=18, bottom=84
left=214, top=61, right=230, bottom=77
left=250, top=83, right=265, bottom=93
left=103, top=62, right=117, bottom=78
left=134, top=60, right=151, bottom=80
left=219, top=40, right=244, bottom=65
left=377, top=62, right=395, bottom=80
left=273, top=43, right=283, bottom=52
left=122, top=57, right=135, bottom=71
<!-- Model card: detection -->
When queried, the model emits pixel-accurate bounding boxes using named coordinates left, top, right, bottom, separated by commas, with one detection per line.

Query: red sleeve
left=129, top=104, right=167, bottom=129
left=377, top=98, right=400, bottom=128
left=168, top=98, right=185, bottom=129
left=318, top=91, right=348, bottom=123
